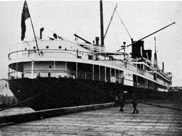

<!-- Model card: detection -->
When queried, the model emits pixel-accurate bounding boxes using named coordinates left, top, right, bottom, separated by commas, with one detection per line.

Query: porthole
left=49, top=66, right=52, bottom=69
left=59, top=46, right=62, bottom=49
left=46, top=46, right=49, bottom=49
left=33, top=46, right=36, bottom=49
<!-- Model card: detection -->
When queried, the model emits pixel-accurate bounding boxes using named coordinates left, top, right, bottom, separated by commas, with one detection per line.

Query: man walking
left=131, top=92, right=139, bottom=114
left=119, top=91, right=127, bottom=112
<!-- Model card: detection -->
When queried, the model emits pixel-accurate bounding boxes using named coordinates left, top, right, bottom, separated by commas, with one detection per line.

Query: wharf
left=0, top=102, right=182, bottom=136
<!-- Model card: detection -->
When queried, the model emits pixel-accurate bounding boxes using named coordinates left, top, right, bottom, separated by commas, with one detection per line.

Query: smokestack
left=95, top=37, right=99, bottom=45
left=40, top=27, right=44, bottom=39
left=162, top=62, right=164, bottom=71
left=100, top=0, right=104, bottom=47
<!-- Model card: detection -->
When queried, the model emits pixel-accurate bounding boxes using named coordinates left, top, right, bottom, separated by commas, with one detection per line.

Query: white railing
left=8, top=49, right=92, bottom=60
left=8, top=70, right=124, bottom=84
left=101, top=60, right=154, bottom=81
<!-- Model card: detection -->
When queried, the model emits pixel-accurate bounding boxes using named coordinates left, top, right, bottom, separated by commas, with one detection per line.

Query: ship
left=8, top=1, right=173, bottom=111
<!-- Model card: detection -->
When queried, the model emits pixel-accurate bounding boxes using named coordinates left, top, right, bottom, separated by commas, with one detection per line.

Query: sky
left=0, top=0, right=182, bottom=86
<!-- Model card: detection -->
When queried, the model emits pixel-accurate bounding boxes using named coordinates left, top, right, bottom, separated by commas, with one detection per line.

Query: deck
left=0, top=102, right=182, bottom=136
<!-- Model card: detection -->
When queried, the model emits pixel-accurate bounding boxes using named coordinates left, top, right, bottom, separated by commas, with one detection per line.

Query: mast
left=100, top=0, right=104, bottom=47
left=154, top=37, right=158, bottom=68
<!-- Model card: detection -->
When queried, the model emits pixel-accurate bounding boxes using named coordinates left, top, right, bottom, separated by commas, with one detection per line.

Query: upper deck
left=8, top=39, right=172, bottom=90
left=8, top=40, right=154, bottom=80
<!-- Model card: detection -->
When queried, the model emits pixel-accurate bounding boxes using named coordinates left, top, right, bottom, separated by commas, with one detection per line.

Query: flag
left=21, top=1, right=30, bottom=41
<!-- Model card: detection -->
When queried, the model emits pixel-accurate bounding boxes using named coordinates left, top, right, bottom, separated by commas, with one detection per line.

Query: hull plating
left=9, top=77, right=125, bottom=110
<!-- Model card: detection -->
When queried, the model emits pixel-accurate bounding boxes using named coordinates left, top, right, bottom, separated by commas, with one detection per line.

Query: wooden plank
left=0, top=103, right=114, bottom=125
left=0, top=102, right=182, bottom=135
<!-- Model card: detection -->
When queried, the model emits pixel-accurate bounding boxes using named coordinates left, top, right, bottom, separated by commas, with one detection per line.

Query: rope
left=116, top=10, right=132, bottom=40
left=0, top=78, right=115, bottom=112
left=0, top=78, right=61, bottom=112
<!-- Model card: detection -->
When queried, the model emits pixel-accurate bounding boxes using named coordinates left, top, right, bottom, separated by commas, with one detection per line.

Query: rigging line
left=116, top=10, right=132, bottom=40
left=0, top=78, right=62, bottom=112
left=104, top=3, right=117, bottom=40
left=0, top=78, right=116, bottom=112
left=0, top=89, right=48, bottom=112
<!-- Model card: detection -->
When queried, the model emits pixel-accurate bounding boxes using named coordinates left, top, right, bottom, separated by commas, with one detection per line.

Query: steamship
left=8, top=1, right=173, bottom=110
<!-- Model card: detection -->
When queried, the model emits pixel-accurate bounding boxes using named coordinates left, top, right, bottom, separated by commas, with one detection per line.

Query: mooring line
left=0, top=78, right=62, bottom=112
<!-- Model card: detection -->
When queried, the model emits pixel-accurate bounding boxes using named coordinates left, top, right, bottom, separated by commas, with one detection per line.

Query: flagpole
left=29, top=16, right=40, bottom=53
left=24, top=0, right=39, bottom=53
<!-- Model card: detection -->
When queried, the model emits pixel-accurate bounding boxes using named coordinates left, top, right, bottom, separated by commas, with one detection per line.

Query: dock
left=0, top=102, right=182, bottom=136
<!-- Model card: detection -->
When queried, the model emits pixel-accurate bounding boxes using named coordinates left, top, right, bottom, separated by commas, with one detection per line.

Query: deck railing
left=8, top=49, right=159, bottom=84
left=8, top=70, right=124, bottom=84
left=8, top=49, right=81, bottom=60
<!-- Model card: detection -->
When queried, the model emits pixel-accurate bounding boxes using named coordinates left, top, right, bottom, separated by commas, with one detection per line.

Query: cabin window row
left=8, top=61, right=124, bottom=84
left=133, top=75, right=155, bottom=90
